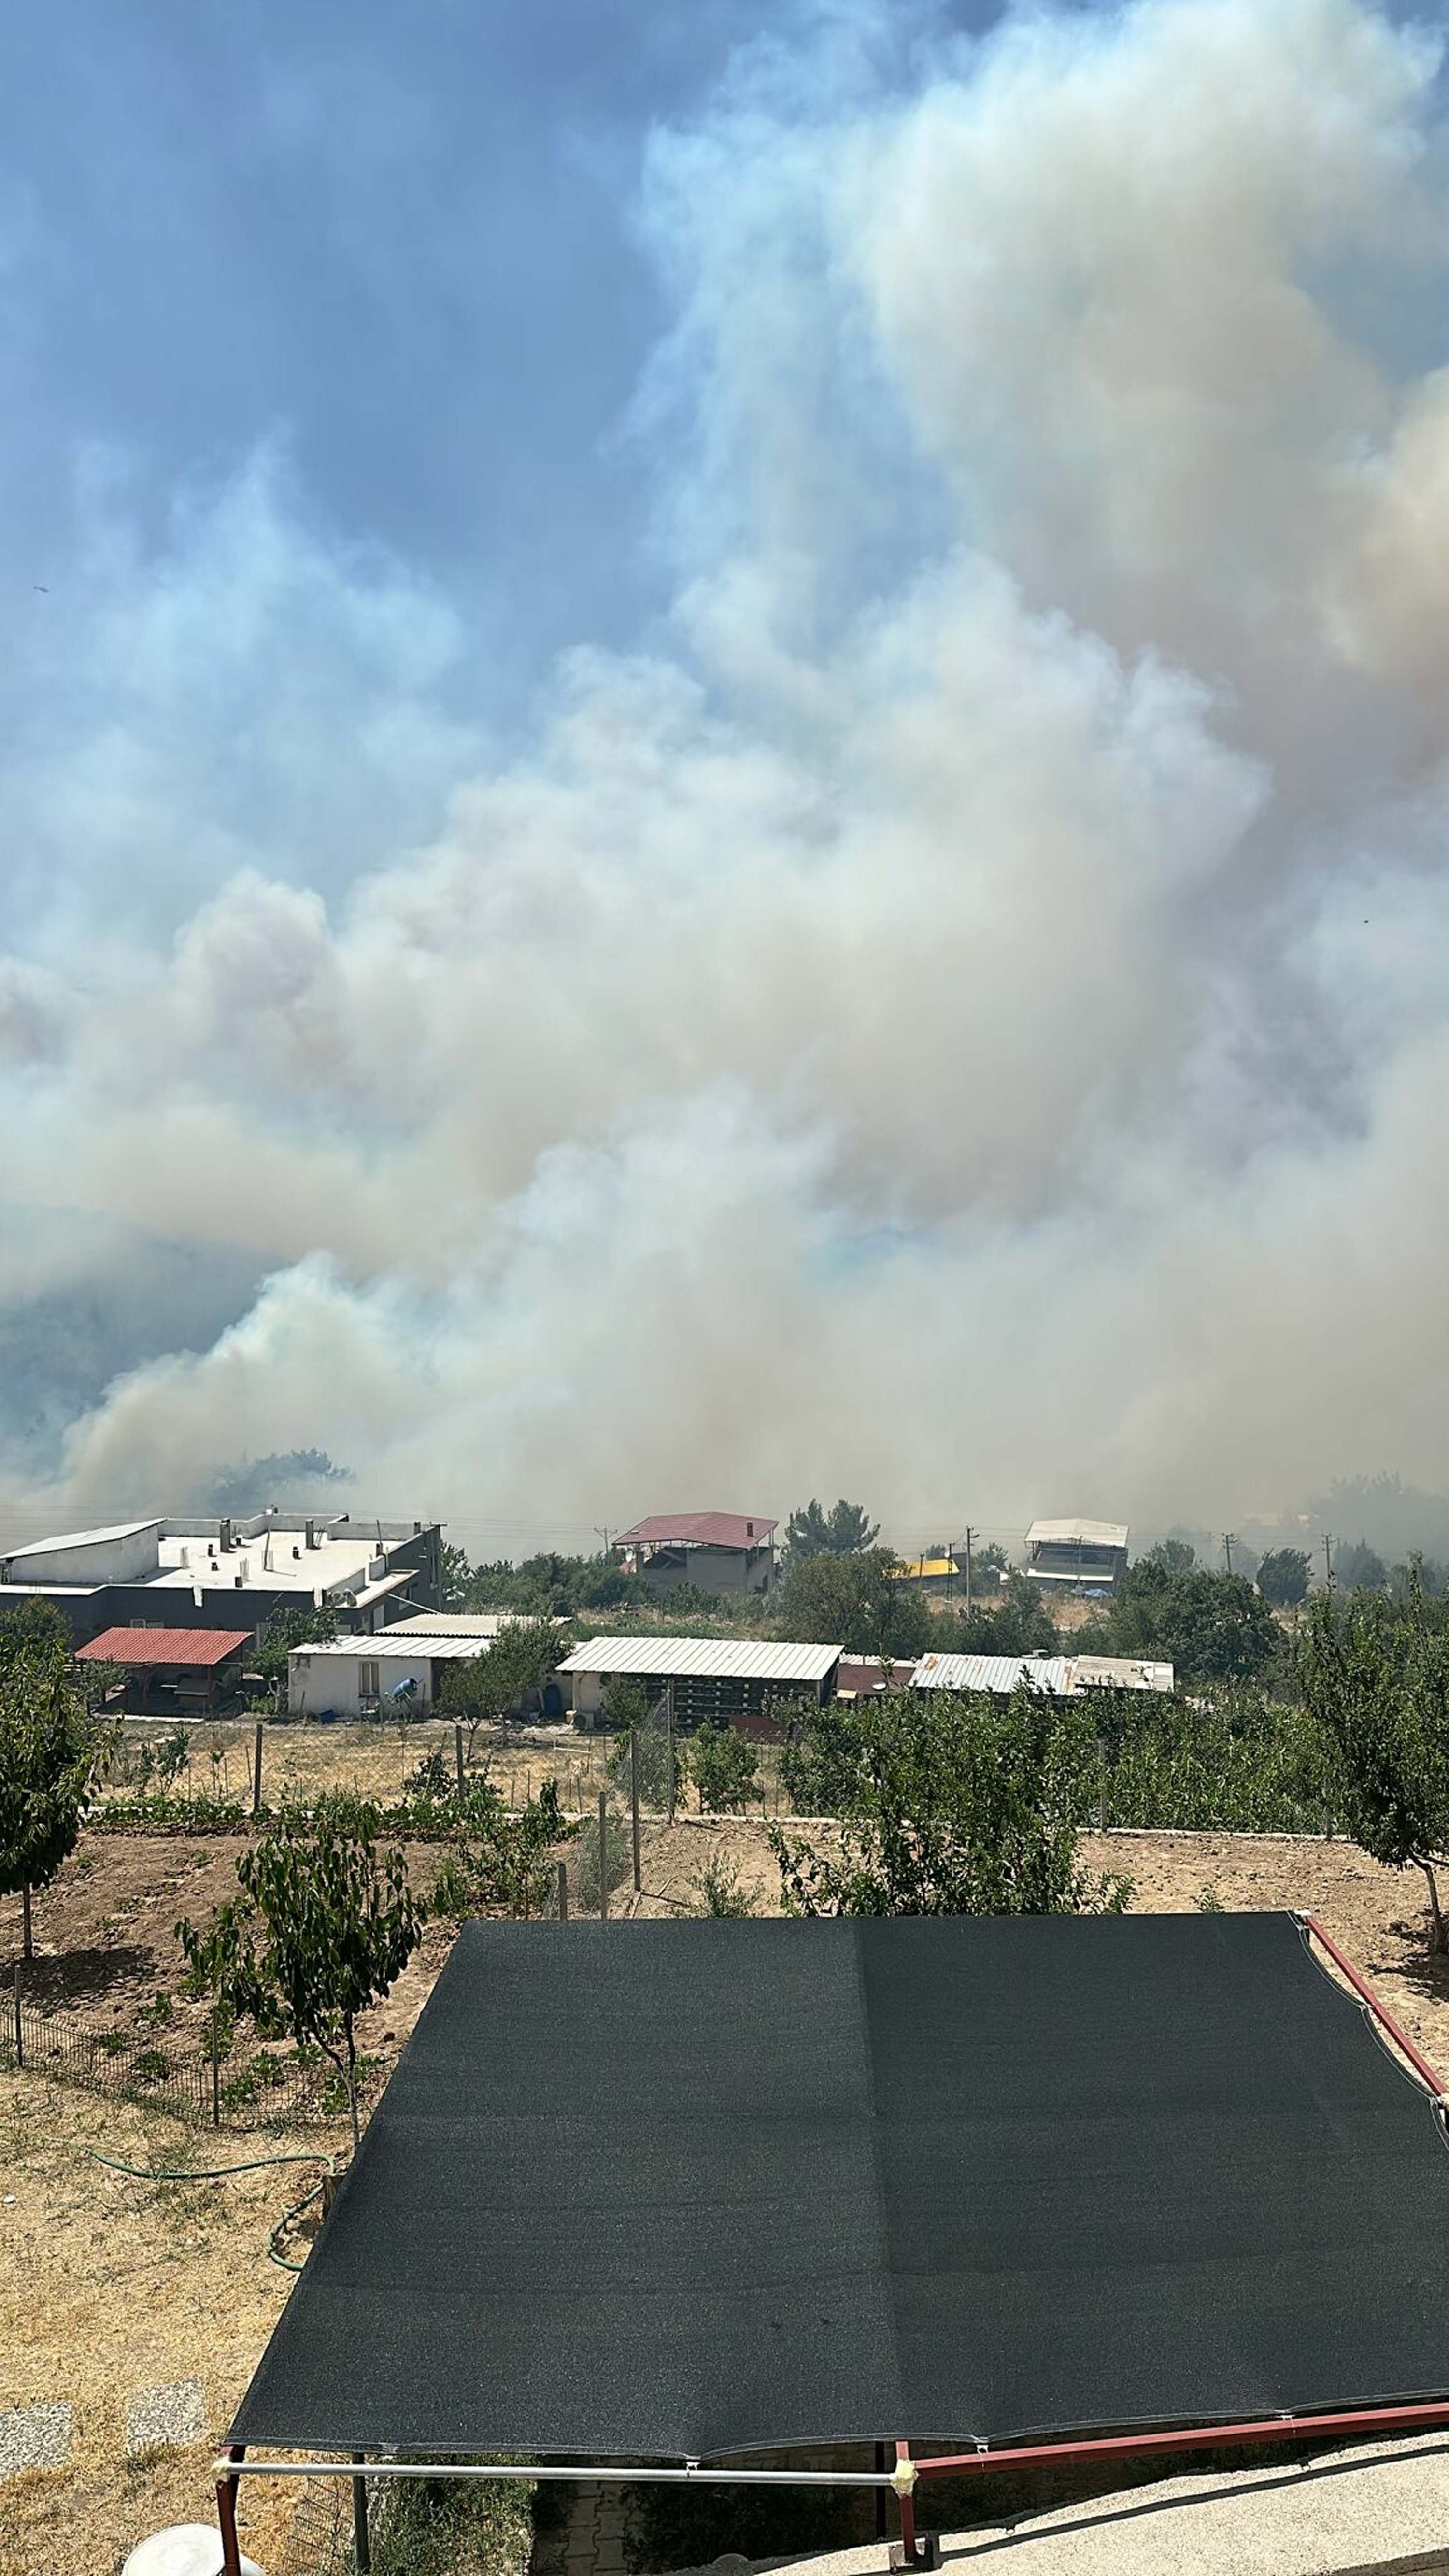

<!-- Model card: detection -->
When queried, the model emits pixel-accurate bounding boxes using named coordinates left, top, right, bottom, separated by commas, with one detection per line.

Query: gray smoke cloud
left=6, top=0, right=1449, bottom=1548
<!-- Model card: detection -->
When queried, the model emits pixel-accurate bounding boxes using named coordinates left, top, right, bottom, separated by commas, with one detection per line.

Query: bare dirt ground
left=5, top=1819, right=1449, bottom=2576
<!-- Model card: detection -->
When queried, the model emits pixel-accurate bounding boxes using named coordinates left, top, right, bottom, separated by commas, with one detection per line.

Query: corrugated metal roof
left=912, top=1654, right=1073, bottom=1696
left=910, top=1652, right=1173, bottom=1697
left=1025, top=1520, right=1130, bottom=1550
left=387, top=1613, right=513, bottom=1636
left=557, top=1634, right=839, bottom=1684
left=617, top=1514, right=778, bottom=1550
left=291, top=1634, right=495, bottom=1663
left=77, top=1626, right=251, bottom=1666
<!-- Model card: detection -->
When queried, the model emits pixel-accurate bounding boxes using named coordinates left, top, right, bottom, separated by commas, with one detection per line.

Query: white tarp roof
left=557, top=1634, right=840, bottom=1684
left=290, top=1633, right=495, bottom=1664
left=1025, top=1520, right=1130, bottom=1550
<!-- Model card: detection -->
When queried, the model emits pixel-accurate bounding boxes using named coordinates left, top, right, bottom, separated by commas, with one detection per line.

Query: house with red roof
left=614, top=1512, right=778, bottom=1600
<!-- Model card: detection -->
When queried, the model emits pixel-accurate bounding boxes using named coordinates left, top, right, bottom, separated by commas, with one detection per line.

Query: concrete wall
left=638, top=1543, right=775, bottom=1597
left=3, top=1523, right=161, bottom=1587
left=289, top=1650, right=436, bottom=1719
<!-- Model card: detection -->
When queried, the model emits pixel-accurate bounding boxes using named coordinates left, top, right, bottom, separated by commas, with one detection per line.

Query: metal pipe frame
left=219, top=2459, right=902, bottom=2487
left=1297, top=1912, right=1446, bottom=2097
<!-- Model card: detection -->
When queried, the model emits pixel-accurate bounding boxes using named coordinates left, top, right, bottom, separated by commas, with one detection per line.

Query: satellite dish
left=121, top=2526, right=266, bottom=2576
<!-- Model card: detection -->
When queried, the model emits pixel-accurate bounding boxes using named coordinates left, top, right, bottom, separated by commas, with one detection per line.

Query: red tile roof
left=77, top=1626, right=253, bottom=1667
left=616, top=1513, right=777, bottom=1550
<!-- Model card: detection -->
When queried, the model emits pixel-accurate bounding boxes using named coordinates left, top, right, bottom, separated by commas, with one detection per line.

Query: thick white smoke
left=6, top=0, right=1449, bottom=1545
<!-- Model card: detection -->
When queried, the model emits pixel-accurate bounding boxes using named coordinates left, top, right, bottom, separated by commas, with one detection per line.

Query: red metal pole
left=1300, top=1914, right=1445, bottom=2097
left=216, top=2443, right=245, bottom=2576
left=912, top=2394, right=1449, bottom=2481
left=891, top=2439, right=938, bottom=2568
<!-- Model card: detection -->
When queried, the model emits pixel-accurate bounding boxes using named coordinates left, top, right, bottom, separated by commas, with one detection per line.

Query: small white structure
left=911, top=1652, right=1173, bottom=1697
left=1024, top=1520, right=1130, bottom=1591
left=122, top=2527, right=265, bottom=2576
left=289, top=1630, right=496, bottom=1719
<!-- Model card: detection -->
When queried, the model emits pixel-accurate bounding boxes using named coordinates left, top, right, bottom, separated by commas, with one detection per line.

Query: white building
left=0, top=1511, right=443, bottom=1644
left=288, top=1631, right=497, bottom=1720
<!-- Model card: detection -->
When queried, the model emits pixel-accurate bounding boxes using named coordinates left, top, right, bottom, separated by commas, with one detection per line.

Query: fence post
left=556, top=1858, right=568, bottom=1921
left=211, top=2012, right=221, bottom=2128
left=12, top=1965, right=21, bottom=2071
left=252, top=1722, right=264, bottom=1821
left=598, top=1789, right=609, bottom=1920
left=352, top=2456, right=371, bottom=2574
left=455, top=1723, right=465, bottom=1801
left=630, top=1730, right=641, bottom=1892
left=1096, top=1736, right=1107, bottom=1835
left=667, top=1685, right=676, bottom=1827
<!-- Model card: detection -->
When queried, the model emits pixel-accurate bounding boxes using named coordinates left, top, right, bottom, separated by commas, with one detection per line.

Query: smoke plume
left=6, top=0, right=1449, bottom=1550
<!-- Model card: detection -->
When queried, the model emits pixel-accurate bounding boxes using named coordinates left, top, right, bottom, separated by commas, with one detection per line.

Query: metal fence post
left=598, top=1790, right=609, bottom=1920
left=630, top=1730, right=641, bottom=1892
left=556, top=1858, right=568, bottom=1921
left=211, top=2011, right=221, bottom=2128
left=1096, top=1736, right=1106, bottom=1835
left=455, top=1723, right=465, bottom=1801
left=352, top=2456, right=371, bottom=2573
left=12, top=1965, right=21, bottom=2071
left=252, top=1722, right=264, bottom=1820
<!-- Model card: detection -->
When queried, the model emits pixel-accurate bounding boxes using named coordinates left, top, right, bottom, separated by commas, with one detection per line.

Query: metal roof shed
left=556, top=1633, right=840, bottom=1727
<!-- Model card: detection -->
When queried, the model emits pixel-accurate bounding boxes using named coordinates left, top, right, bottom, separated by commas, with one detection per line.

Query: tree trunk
left=1421, top=1861, right=1446, bottom=1956
left=21, top=1884, right=31, bottom=1962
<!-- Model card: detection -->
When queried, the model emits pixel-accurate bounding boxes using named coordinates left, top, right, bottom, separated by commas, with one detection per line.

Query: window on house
left=359, top=1660, right=380, bottom=1698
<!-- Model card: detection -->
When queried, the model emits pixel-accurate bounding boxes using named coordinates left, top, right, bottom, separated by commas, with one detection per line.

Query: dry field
left=5, top=1818, right=1449, bottom=2576
left=99, top=1718, right=796, bottom=1822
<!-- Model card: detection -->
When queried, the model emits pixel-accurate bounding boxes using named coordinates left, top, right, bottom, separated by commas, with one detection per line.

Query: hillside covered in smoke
left=3, top=0, right=1449, bottom=1543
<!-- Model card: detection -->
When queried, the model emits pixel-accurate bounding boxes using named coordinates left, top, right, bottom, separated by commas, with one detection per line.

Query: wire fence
left=0, top=1986, right=381, bottom=2131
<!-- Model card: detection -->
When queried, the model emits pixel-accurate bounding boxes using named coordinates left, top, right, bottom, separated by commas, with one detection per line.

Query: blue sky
left=0, top=0, right=992, bottom=716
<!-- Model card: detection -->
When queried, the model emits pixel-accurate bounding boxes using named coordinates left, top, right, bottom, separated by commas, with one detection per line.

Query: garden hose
left=83, top=2146, right=341, bottom=2272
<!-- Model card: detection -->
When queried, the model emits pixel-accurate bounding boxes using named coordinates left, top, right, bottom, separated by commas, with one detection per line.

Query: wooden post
left=211, top=2011, right=221, bottom=2127
left=630, top=1730, right=641, bottom=1892
left=455, top=1723, right=465, bottom=1800
left=1096, top=1737, right=1107, bottom=1835
left=666, top=1685, right=676, bottom=1827
left=556, top=1858, right=568, bottom=1921
left=598, top=1789, right=609, bottom=1919
left=12, top=1965, right=21, bottom=2071
left=252, top=1722, right=263, bottom=1820
left=20, top=1882, right=31, bottom=1962
left=352, top=2455, right=371, bottom=2573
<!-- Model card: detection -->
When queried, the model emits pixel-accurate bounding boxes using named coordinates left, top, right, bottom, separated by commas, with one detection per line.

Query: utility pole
left=1323, top=1533, right=1334, bottom=1593
left=963, top=1527, right=977, bottom=1613
left=594, top=1527, right=612, bottom=1556
left=1223, top=1533, right=1235, bottom=1577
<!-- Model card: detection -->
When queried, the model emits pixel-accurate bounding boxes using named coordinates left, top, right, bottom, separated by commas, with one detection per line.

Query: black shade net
left=230, top=1912, right=1449, bottom=2460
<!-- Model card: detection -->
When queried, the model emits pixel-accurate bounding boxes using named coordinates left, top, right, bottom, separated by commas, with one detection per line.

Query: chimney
left=305, top=1519, right=315, bottom=1550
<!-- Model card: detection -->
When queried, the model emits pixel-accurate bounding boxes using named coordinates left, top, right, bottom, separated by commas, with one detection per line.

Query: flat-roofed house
left=1024, top=1519, right=1130, bottom=1594
left=615, top=1513, right=777, bottom=1599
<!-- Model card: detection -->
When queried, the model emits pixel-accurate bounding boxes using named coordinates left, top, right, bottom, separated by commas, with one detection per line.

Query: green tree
left=255, top=1601, right=339, bottom=1704
left=177, top=1791, right=424, bottom=2149
left=1297, top=1587, right=1449, bottom=1952
left=932, top=1575, right=1057, bottom=1656
left=1257, top=1548, right=1311, bottom=1608
left=0, top=1607, right=113, bottom=1959
left=1093, top=1561, right=1279, bottom=1684
left=431, top=1779, right=575, bottom=1921
left=781, top=1499, right=881, bottom=1566
left=693, top=1854, right=758, bottom=1917
left=1141, top=1538, right=1197, bottom=1576
left=774, top=1548, right=933, bottom=1658
left=438, top=1620, right=563, bottom=1756
left=687, top=1721, right=759, bottom=1814
left=1335, top=1538, right=1388, bottom=1593
left=769, top=1688, right=1131, bottom=1917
